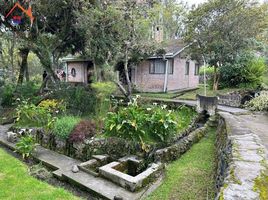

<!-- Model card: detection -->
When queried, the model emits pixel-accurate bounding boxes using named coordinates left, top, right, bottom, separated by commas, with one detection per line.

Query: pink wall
left=133, top=54, right=199, bottom=92
left=67, top=62, right=88, bottom=84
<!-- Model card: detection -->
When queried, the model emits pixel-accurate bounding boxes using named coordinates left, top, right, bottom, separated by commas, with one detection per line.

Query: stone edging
left=153, top=116, right=216, bottom=163
left=215, top=112, right=268, bottom=200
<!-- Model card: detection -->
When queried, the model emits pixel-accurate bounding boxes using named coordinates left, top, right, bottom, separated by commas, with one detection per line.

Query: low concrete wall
left=215, top=112, right=268, bottom=200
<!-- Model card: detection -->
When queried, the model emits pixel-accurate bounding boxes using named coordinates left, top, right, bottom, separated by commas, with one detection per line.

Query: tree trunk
left=17, top=48, right=29, bottom=85
left=124, top=48, right=132, bottom=99
left=33, top=49, right=60, bottom=82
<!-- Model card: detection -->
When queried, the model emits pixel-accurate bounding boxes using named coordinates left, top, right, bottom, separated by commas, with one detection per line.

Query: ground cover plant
left=0, top=148, right=80, bottom=200
left=245, top=92, right=268, bottom=112
left=52, top=116, right=81, bottom=140
left=145, top=128, right=216, bottom=200
left=15, top=100, right=55, bottom=128
left=105, top=96, right=196, bottom=145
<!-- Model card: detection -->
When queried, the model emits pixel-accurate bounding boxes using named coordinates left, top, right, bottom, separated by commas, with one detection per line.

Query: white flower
left=147, top=108, right=152, bottom=111
left=153, top=102, right=158, bottom=106
left=161, top=105, right=167, bottom=109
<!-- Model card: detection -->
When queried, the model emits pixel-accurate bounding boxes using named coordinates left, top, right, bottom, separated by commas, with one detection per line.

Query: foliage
left=91, top=82, right=116, bottom=116
left=199, top=66, right=214, bottom=76
left=146, top=105, right=177, bottom=142
left=105, top=97, right=179, bottom=144
left=105, top=99, right=147, bottom=143
left=77, top=0, right=156, bottom=97
left=0, top=83, right=14, bottom=107
left=147, top=0, right=187, bottom=39
left=0, top=148, right=79, bottom=199
left=245, top=92, right=268, bottom=112
left=219, top=54, right=266, bottom=89
left=51, top=84, right=97, bottom=116
left=69, top=120, right=97, bottom=143
left=184, top=0, right=268, bottom=90
left=52, top=116, right=81, bottom=140
left=38, top=99, right=66, bottom=115
left=0, top=82, right=40, bottom=107
left=145, top=128, right=216, bottom=200
left=15, top=135, right=37, bottom=159
left=15, top=100, right=54, bottom=128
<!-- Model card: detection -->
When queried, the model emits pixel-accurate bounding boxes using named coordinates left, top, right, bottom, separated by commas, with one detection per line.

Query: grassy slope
left=0, top=148, right=80, bottom=200
left=146, top=128, right=216, bottom=200
left=178, top=85, right=241, bottom=100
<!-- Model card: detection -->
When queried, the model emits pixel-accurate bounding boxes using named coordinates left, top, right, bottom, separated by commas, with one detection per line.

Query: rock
left=7, top=132, right=17, bottom=143
left=114, top=196, right=123, bottom=200
left=72, top=165, right=79, bottom=173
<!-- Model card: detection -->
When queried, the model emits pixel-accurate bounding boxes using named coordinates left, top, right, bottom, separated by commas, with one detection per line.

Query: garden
left=0, top=79, right=217, bottom=199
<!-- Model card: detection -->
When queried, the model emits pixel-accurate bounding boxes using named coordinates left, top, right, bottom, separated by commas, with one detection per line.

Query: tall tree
left=77, top=0, right=155, bottom=99
left=184, top=0, right=268, bottom=90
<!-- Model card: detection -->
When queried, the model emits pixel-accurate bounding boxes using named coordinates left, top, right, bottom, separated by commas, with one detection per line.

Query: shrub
left=219, top=54, right=266, bottom=89
left=15, top=100, right=54, bottom=128
left=52, top=116, right=81, bottom=140
left=0, top=83, right=14, bottom=107
left=91, top=82, right=116, bottom=116
left=0, top=82, right=41, bottom=107
left=105, top=97, right=178, bottom=144
left=38, top=99, right=66, bottom=115
left=245, top=92, right=268, bottom=111
left=51, top=84, right=97, bottom=116
left=146, top=105, right=177, bottom=142
left=15, top=135, right=37, bottom=159
left=69, top=120, right=97, bottom=143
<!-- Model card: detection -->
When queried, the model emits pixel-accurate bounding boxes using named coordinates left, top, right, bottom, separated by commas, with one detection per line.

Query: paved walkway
left=237, top=113, right=268, bottom=158
left=218, top=112, right=268, bottom=199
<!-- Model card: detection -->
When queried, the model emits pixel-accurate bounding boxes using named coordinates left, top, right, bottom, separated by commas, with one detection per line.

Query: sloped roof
left=149, top=39, right=190, bottom=59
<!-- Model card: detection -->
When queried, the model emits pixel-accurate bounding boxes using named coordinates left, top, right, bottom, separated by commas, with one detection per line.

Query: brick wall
left=133, top=55, right=199, bottom=92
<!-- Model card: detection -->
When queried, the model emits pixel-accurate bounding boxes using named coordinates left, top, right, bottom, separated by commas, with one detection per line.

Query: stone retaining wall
left=215, top=112, right=268, bottom=200
left=218, top=93, right=242, bottom=107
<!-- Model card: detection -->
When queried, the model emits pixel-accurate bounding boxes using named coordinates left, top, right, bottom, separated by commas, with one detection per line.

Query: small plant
left=245, top=92, right=268, bottom=111
left=69, top=120, right=97, bottom=143
left=146, top=105, right=177, bottom=142
left=105, top=97, right=147, bottom=143
left=15, top=100, right=53, bottom=128
left=105, top=96, right=180, bottom=144
left=52, top=116, right=81, bottom=140
left=15, top=135, right=37, bottom=159
left=38, top=99, right=66, bottom=114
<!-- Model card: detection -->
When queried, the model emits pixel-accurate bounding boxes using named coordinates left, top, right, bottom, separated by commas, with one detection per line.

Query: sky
left=187, top=0, right=206, bottom=5
left=186, top=0, right=266, bottom=5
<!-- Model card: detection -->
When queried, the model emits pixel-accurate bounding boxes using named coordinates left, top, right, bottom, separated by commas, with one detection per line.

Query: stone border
left=154, top=116, right=217, bottom=163
left=215, top=112, right=268, bottom=200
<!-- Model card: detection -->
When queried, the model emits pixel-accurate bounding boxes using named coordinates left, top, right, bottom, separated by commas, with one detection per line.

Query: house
left=61, top=57, right=94, bottom=84
left=131, top=39, right=200, bottom=93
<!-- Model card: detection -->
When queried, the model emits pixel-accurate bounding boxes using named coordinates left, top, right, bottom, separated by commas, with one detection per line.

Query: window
left=195, top=63, right=200, bottom=75
left=185, top=61, right=190, bottom=75
left=71, top=68, right=76, bottom=77
left=149, top=59, right=173, bottom=74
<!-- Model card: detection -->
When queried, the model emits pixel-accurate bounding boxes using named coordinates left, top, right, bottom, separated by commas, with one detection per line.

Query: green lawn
left=146, top=128, right=216, bottom=200
left=133, top=92, right=180, bottom=99
left=0, top=148, right=81, bottom=200
left=178, top=85, right=241, bottom=100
